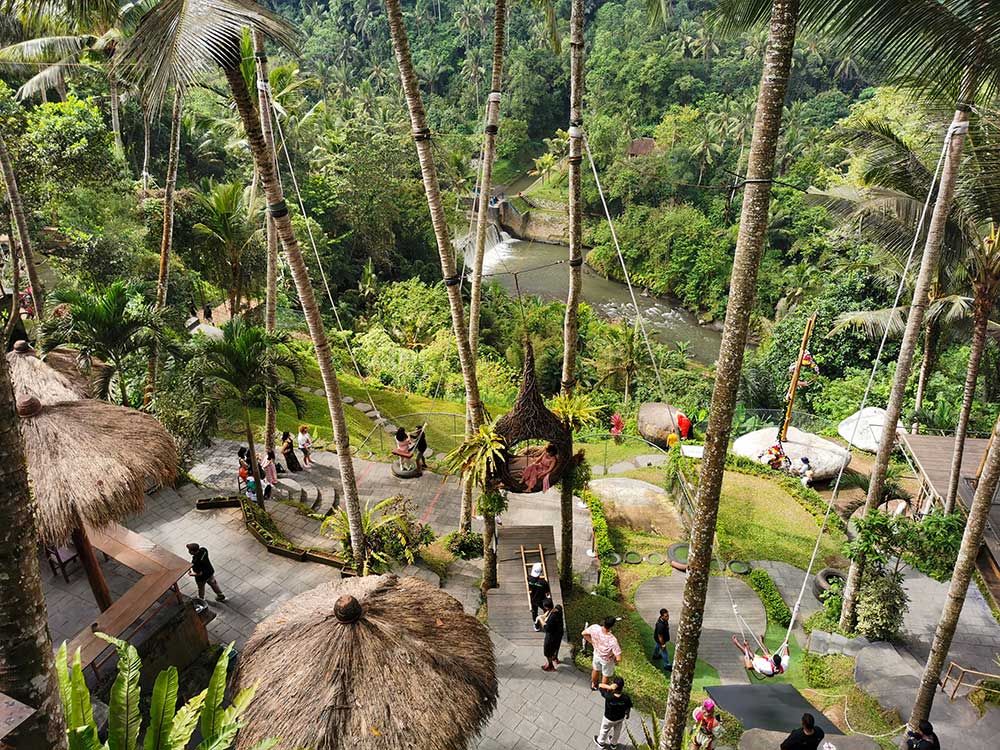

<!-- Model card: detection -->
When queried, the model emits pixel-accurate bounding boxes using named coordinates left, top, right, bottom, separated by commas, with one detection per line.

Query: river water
left=478, top=231, right=722, bottom=364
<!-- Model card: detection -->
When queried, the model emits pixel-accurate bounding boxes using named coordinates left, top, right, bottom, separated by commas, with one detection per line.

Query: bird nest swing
left=490, top=342, right=574, bottom=494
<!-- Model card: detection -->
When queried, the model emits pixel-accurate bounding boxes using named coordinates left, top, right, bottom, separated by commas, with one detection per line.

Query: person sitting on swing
left=731, top=633, right=788, bottom=677
left=521, top=443, right=558, bottom=492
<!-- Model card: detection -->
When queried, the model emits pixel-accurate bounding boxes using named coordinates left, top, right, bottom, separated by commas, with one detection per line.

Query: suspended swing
left=490, top=341, right=574, bottom=494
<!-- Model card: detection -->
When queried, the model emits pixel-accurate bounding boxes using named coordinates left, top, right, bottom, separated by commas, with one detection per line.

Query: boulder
left=837, top=407, right=903, bottom=454
left=637, top=402, right=683, bottom=448
left=732, top=426, right=851, bottom=481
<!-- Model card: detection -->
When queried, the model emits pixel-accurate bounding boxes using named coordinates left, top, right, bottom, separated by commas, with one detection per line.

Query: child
left=691, top=699, right=723, bottom=749
left=297, top=425, right=313, bottom=468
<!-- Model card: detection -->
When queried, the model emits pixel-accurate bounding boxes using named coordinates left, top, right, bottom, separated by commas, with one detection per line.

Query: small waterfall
left=456, top=223, right=515, bottom=273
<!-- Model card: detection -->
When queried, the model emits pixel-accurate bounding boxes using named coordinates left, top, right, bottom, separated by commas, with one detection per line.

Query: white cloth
left=751, top=655, right=777, bottom=676
left=297, top=432, right=311, bottom=449
left=596, top=716, right=624, bottom=746
left=592, top=654, right=616, bottom=677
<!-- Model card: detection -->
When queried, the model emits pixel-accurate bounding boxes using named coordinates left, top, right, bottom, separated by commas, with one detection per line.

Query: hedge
left=583, top=488, right=619, bottom=600
left=748, top=568, right=792, bottom=628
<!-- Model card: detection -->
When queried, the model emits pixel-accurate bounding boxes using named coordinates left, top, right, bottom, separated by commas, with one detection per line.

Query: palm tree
left=0, top=351, right=66, bottom=749
left=41, top=281, right=167, bottom=407
left=530, top=152, right=558, bottom=183
left=0, top=125, right=44, bottom=318
left=908, top=413, right=1000, bottom=732
left=590, top=321, right=643, bottom=405
left=383, top=0, right=489, bottom=567
left=196, top=317, right=302, bottom=498
left=558, top=0, right=585, bottom=590
left=114, top=0, right=367, bottom=562
left=656, top=2, right=801, bottom=748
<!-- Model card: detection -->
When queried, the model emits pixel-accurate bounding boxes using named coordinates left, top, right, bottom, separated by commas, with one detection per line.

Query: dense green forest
left=2, top=0, right=998, bottom=445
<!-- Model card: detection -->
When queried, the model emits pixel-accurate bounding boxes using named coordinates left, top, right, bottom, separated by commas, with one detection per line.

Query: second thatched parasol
left=6, top=340, right=85, bottom=402
left=234, top=574, right=498, bottom=750
left=16, top=394, right=177, bottom=609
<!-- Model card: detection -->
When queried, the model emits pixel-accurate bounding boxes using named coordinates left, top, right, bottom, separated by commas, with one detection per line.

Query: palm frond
left=828, top=306, right=909, bottom=339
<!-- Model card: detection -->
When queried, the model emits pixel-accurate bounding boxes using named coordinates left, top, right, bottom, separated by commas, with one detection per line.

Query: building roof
left=627, top=136, right=657, bottom=157
left=899, top=433, right=991, bottom=504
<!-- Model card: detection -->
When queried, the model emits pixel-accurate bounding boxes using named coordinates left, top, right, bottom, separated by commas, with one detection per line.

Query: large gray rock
left=740, top=729, right=876, bottom=750
left=732, top=426, right=851, bottom=481
left=837, top=407, right=903, bottom=454
left=637, top=402, right=684, bottom=448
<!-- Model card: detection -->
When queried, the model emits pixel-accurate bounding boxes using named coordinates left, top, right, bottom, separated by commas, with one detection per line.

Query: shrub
left=583, top=488, right=619, bottom=601
left=748, top=569, right=792, bottom=627
left=856, top=569, right=908, bottom=641
left=444, top=529, right=484, bottom=559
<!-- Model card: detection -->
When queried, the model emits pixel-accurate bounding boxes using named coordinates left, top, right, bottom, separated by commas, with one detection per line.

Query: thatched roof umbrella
left=6, top=340, right=85, bottom=402
left=16, top=394, right=177, bottom=610
left=42, top=347, right=108, bottom=399
left=234, top=574, right=498, bottom=750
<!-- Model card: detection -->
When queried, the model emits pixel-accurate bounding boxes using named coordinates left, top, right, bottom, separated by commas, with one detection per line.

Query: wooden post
left=780, top=312, right=817, bottom=441
left=71, top=526, right=112, bottom=612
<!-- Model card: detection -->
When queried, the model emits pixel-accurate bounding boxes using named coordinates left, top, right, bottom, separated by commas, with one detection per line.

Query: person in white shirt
left=297, top=425, right=313, bottom=468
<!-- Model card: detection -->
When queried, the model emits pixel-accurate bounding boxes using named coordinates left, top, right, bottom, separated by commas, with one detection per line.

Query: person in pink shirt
left=582, top=617, right=622, bottom=690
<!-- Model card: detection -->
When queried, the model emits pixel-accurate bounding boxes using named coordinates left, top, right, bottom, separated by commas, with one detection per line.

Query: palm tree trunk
left=482, top=505, right=497, bottom=592
left=0, top=129, right=44, bottom=319
left=460, top=0, right=507, bottom=534
left=840, top=90, right=973, bottom=632
left=145, top=88, right=183, bottom=407
left=558, top=0, right=585, bottom=592
left=384, top=0, right=490, bottom=577
left=659, top=3, right=799, bottom=749
left=108, top=72, right=123, bottom=155
left=141, top=110, right=151, bottom=192
left=0, top=353, right=67, bottom=750
left=911, top=319, right=940, bottom=433
left=908, top=413, right=1000, bottom=734
left=944, top=294, right=989, bottom=512
left=244, top=406, right=264, bottom=499
left=254, top=30, right=280, bottom=455
left=220, top=64, right=365, bottom=562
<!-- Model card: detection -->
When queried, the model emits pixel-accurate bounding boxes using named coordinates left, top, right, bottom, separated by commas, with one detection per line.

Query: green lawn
left=525, top=169, right=568, bottom=203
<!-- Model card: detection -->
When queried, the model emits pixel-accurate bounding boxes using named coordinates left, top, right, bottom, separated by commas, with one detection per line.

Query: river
left=478, top=231, right=722, bottom=364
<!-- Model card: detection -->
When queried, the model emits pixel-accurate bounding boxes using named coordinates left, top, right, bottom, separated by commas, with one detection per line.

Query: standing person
left=582, top=617, right=622, bottom=690
left=691, top=699, right=723, bottom=750
left=262, top=450, right=278, bottom=487
left=780, top=713, right=825, bottom=750
left=527, top=562, right=551, bottom=629
left=297, top=425, right=313, bottom=467
left=281, top=431, right=302, bottom=472
left=541, top=603, right=564, bottom=671
left=594, top=676, right=632, bottom=750
left=413, top=426, right=428, bottom=471
left=186, top=543, right=226, bottom=602
left=905, top=720, right=940, bottom=750
left=652, top=608, right=672, bottom=670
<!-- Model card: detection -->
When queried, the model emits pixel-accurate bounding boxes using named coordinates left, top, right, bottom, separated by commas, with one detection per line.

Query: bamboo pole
left=780, top=312, right=817, bottom=441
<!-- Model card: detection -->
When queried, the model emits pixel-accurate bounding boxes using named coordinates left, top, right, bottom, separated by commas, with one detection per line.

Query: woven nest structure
left=16, top=395, right=177, bottom=545
left=6, top=340, right=86, bottom=402
left=233, top=574, right=498, bottom=750
left=491, top=342, right=572, bottom=493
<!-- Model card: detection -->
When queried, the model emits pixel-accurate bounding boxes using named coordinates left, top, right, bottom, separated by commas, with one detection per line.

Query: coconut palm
left=40, top=281, right=168, bottom=407
left=196, top=317, right=303, bottom=498
left=114, top=0, right=366, bottom=563
left=0, top=109, right=44, bottom=317
left=908, top=413, right=1000, bottom=732
left=0, top=350, right=66, bottom=749
left=590, top=321, right=643, bottom=406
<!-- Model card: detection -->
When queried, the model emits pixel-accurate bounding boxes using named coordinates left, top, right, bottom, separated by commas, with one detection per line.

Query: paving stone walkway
left=635, top=574, right=767, bottom=684
left=750, top=560, right=821, bottom=647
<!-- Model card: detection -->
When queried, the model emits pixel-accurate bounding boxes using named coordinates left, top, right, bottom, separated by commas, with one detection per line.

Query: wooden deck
left=487, top=525, right=563, bottom=647
left=66, top=523, right=190, bottom=671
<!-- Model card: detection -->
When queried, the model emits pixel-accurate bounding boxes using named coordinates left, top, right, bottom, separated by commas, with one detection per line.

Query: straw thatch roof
left=233, top=574, right=498, bottom=750
left=43, top=347, right=108, bottom=399
left=16, top=396, right=177, bottom=545
left=6, top=341, right=85, bottom=402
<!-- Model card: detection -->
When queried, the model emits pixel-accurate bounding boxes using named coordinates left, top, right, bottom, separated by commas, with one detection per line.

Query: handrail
left=940, top=661, right=1000, bottom=700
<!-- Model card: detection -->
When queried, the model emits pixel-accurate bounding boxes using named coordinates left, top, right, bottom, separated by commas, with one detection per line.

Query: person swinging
left=731, top=633, right=789, bottom=677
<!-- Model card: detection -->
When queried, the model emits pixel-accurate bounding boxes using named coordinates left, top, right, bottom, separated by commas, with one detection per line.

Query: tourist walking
left=541, top=603, right=564, bottom=671
left=298, top=425, right=313, bottom=467
left=652, top=608, right=672, bottom=670
left=583, top=617, right=622, bottom=690
left=593, top=676, right=631, bottom=749
left=780, top=713, right=824, bottom=750
left=186, top=543, right=226, bottom=602
left=527, top=562, right=551, bottom=628
left=282, top=430, right=302, bottom=472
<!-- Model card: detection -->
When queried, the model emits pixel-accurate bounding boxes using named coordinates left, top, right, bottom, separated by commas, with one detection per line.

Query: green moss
left=748, top=569, right=792, bottom=628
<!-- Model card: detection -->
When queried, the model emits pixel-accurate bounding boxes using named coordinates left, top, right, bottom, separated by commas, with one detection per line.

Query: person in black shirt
left=905, top=720, right=940, bottom=750
left=541, top=603, right=564, bottom=671
left=186, top=543, right=226, bottom=602
left=527, top=562, right=550, bottom=629
left=652, top=608, right=672, bottom=670
left=780, top=713, right=825, bottom=750
left=594, top=676, right=632, bottom=749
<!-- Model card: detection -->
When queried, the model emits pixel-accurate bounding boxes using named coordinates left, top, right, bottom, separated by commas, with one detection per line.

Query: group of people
left=394, top=426, right=428, bottom=473
left=526, top=563, right=565, bottom=672
left=235, top=426, right=317, bottom=503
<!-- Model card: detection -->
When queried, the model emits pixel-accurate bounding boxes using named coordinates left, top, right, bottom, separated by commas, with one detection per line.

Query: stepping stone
left=354, top=402, right=374, bottom=413
left=383, top=424, right=398, bottom=434
left=423, top=450, right=434, bottom=460
left=312, top=387, right=325, bottom=396
left=633, top=453, right=668, bottom=467
left=342, top=396, right=355, bottom=405
left=607, top=460, right=636, bottom=475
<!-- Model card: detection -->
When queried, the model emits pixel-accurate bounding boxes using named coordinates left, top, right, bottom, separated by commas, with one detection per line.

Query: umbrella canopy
left=6, top=341, right=85, bottom=402
left=234, top=574, right=498, bottom=750
left=16, top=395, right=177, bottom=545
left=42, top=347, right=108, bottom=399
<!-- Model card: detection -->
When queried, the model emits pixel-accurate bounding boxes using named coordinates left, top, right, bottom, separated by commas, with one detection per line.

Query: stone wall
left=499, top=202, right=569, bottom=244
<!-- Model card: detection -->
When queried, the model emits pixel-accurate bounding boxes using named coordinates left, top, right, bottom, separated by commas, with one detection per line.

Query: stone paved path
left=635, top=574, right=767, bottom=684
left=750, top=560, right=821, bottom=647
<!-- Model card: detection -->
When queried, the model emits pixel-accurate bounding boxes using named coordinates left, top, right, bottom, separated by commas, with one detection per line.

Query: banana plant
left=55, top=637, right=268, bottom=750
